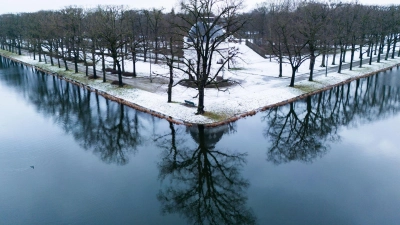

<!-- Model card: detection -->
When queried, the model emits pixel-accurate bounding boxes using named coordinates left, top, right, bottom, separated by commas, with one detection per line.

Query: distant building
left=187, top=21, right=225, bottom=43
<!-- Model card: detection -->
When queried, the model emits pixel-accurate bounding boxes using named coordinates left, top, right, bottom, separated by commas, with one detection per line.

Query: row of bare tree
left=243, top=0, right=400, bottom=86
left=0, top=6, right=176, bottom=84
left=0, top=0, right=245, bottom=114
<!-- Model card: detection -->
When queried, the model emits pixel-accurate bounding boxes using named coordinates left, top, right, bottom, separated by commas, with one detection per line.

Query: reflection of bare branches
left=86, top=103, right=145, bottom=165
left=155, top=124, right=256, bottom=225
left=54, top=90, right=147, bottom=165
left=0, top=63, right=147, bottom=165
left=262, top=73, right=400, bottom=164
left=263, top=97, right=332, bottom=164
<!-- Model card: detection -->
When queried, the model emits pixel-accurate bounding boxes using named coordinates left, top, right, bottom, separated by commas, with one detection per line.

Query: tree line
left=0, top=5, right=177, bottom=84
left=0, top=0, right=244, bottom=114
left=243, top=0, right=400, bottom=86
left=0, top=0, right=399, bottom=114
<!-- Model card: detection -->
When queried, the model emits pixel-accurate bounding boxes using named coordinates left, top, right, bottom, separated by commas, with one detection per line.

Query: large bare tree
left=96, top=5, right=128, bottom=87
left=296, top=1, right=329, bottom=81
left=174, top=0, right=245, bottom=114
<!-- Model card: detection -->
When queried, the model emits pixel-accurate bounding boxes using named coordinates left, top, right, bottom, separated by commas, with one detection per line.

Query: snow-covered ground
left=1, top=42, right=399, bottom=125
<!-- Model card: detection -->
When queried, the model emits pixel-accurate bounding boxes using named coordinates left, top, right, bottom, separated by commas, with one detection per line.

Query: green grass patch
left=123, top=85, right=134, bottom=90
left=203, top=111, right=229, bottom=121
left=293, top=84, right=319, bottom=93
left=0, top=50, right=16, bottom=57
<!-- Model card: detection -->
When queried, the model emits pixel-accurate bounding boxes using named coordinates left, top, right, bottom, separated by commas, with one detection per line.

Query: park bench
left=184, top=100, right=196, bottom=107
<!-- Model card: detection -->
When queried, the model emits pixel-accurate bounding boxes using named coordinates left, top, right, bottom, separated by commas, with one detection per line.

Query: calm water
left=1, top=56, right=400, bottom=225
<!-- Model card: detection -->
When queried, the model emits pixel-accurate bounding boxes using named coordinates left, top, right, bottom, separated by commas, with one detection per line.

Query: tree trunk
left=350, top=44, right=355, bottom=71
left=18, top=40, right=21, bottom=55
left=38, top=43, right=42, bottom=62
left=82, top=47, right=88, bottom=76
left=278, top=53, right=282, bottom=77
left=391, top=35, right=397, bottom=59
left=320, top=52, right=326, bottom=67
left=57, top=46, right=61, bottom=68
left=50, top=43, right=54, bottom=66
left=168, top=40, right=174, bottom=103
left=92, top=42, right=97, bottom=79
left=143, top=44, right=148, bottom=62
left=63, top=56, right=68, bottom=70
left=369, top=42, right=373, bottom=65
left=197, top=81, right=205, bottom=114
left=102, top=51, right=106, bottom=82
left=168, top=63, right=173, bottom=103
left=342, top=45, right=347, bottom=62
left=67, top=41, right=72, bottom=59
left=116, top=59, right=123, bottom=87
left=121, top=45, right=125, bottom=73
left=132, top=51, right=137, bottom=77
left=60, top=39, right=67, bottom=70
left=73, top=40, right=79, bottom=73
left=33, top=45, right=36, bottom=61
left=309, top=53, right=315, bottom=81
left=385, top=35, right=392, bottom=60
left=289, top=67, right=296, bottom=87
left=338, top=47, right=343, bottom=73
left=377, top=37, right=383, bottom=63
left=155, top=36, right=159, bottom=64
left=74, top=52, right=78, bottom=73
left=332, top=44, right=337, bottom=65
left=359, top=44, right=363, bottom=68
left=50, top=51, right=54, bottom=66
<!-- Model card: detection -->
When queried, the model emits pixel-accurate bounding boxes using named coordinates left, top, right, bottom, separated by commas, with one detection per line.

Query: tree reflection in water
left=0, top=57, right=149, bottom=165
left=263, top=73, right=400, bottom=164
left=155, top=123, right=256, bottom=225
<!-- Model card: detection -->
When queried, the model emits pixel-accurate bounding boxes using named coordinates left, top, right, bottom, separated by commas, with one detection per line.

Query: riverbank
left=1, top=47, right=400, bottom=126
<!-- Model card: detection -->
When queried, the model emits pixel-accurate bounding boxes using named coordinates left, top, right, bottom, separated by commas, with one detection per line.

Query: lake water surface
left=1, top=56, right=400, bottom=225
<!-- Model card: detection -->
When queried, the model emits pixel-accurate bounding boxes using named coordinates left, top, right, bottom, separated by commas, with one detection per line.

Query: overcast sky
left=0, top=0, right=398, bottom=14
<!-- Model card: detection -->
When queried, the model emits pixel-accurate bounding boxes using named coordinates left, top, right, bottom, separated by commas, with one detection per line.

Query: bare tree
left=144, top=8, right=164, bottom=64
left=95, top=5, right=128, bottom=87
left=160, top=10, right=185, bottom=102
left=124, top=9, right=143, bottom=77
left=296, top=1, right=329, bottom=81
left=174, top=0, right=245, bottom=114
left=269, top=6, right=309, bottom=87
left=85, top=9, right=102, bottom=79
left=61, top=6, right=85, bottom=73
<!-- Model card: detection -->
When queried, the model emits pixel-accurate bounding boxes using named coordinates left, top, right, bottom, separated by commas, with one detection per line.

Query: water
left=1, top=57, right=400, bottom=225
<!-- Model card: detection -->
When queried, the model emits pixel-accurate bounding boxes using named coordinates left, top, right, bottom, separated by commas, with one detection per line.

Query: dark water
left=1, top=56, right=400, bottom=225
